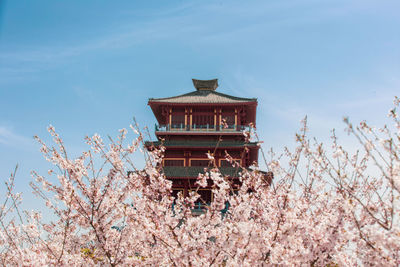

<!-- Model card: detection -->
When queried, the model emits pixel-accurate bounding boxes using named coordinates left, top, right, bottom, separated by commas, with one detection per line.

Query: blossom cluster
left=0, top=100, right=399, bottom=266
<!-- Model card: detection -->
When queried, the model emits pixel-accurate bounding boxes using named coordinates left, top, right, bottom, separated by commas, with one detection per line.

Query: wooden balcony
left=155, top=124, right=250, bottom=134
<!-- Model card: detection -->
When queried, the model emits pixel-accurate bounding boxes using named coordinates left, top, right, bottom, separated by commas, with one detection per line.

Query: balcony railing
left=155, top=124, right=250, bottom=132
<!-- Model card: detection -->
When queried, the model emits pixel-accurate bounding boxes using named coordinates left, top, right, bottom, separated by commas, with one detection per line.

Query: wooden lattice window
left=192, top=108, right=215, bottom=129
left=190, top=159, right=210, bottom=167
left=164, top=159, right=185, bottom=166
left=171, top=114, right=185, bottom=129
left=192, top=115, right=214, bottom=128
left=222, top=114, right=235, bottom=129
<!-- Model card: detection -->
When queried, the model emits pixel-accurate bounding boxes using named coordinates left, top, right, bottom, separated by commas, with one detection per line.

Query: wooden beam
left=185, top=108, right=188, bottom=128
left=190, top=108, right=193, bottom=130
left=169, top=108, right=172, bottom=126
left=214, top=108, right=217, bottom=128
left=219, top=108, right=222, bottom=127
left=235, top=108, right=237, bottom=127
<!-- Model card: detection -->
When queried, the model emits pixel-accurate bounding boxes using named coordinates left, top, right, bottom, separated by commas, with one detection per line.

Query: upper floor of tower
left=148, top=79, right=258, bottom=137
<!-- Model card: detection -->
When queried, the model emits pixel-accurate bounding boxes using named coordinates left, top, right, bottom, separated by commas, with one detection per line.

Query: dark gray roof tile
left=163, top=166, right=244, bottom=178
left=148, top=90, right=257, bottom=104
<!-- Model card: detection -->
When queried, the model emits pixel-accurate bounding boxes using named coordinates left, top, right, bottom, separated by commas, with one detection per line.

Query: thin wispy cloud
left=0, top=1, right=344, bottom=63
left=1, top=0, right=397, bottom=85
left=0, top=126, right=34, bottom=149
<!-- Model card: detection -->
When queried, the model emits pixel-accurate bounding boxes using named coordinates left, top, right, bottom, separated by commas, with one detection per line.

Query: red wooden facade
left=145, top=79, right=261, bottom=206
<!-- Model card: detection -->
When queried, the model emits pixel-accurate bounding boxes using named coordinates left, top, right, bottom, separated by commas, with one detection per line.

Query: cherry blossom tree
left=0, top=98, right=399, bottom=266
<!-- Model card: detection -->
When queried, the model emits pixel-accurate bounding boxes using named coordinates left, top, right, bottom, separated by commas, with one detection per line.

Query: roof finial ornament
left=192, top=79, right=218, bottom=91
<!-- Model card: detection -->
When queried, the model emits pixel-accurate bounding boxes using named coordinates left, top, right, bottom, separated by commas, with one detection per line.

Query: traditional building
left=145, top=79, right=262, bottom=206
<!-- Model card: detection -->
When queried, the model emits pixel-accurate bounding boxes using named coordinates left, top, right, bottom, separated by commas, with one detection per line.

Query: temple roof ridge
left=192, top=79, right=218, bottom=91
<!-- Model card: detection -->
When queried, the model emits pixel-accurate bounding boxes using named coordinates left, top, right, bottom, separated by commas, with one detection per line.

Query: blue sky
left=0, top=0, right=399, bottom=210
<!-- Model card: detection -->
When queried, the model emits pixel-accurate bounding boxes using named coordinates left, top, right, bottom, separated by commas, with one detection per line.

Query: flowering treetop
left=0, top=98, right=399, bottom=266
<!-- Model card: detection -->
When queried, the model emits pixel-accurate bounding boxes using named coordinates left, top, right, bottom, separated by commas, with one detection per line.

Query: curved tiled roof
left=148, top=90, right=257, bottom=104
left=162, top=166, right=270, bottom=179
left=163, top=166, right=244, bottom=178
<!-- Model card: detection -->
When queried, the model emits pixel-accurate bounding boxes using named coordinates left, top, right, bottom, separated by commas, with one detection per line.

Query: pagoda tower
left=145, top=79, right=261, bottom=206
